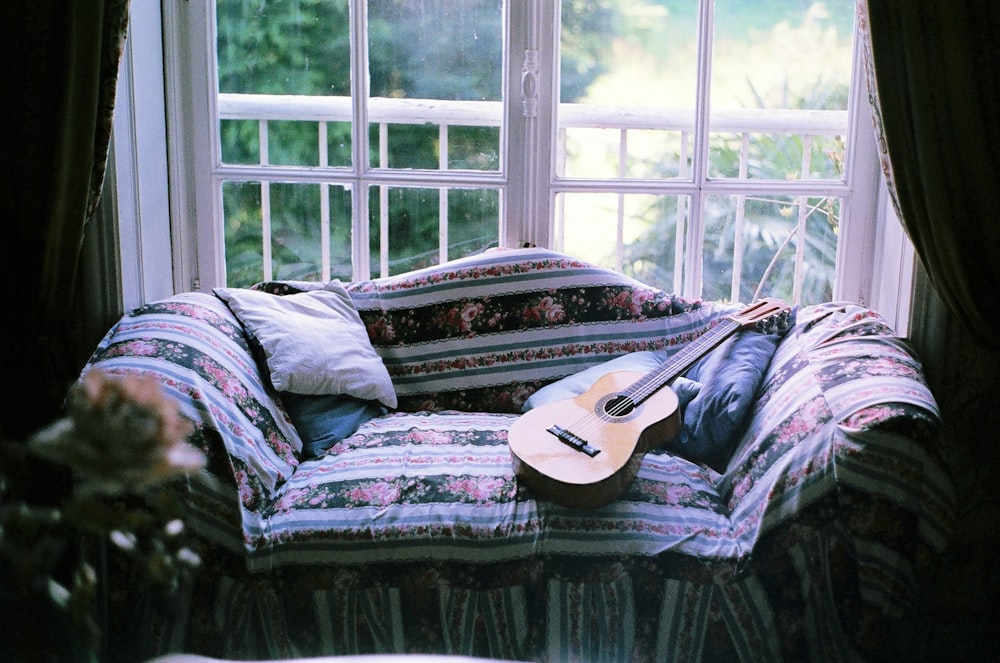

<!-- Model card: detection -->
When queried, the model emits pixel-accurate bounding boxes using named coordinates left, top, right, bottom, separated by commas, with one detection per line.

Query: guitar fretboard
left=622, top=317, right=741, bottom=406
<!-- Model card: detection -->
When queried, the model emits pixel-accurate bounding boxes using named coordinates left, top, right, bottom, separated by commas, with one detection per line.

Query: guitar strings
left=626, top=321, right=737, bottom=403
left=544, top=301, right=787, bottom=451
left=558, top=319, right=740, bottom=442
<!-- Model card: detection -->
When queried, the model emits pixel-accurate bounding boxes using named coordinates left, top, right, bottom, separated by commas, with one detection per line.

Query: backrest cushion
left=342, top=248, right=729, bottom=413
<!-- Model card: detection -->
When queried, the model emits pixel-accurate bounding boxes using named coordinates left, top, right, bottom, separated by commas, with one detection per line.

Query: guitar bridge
left=547, top=425, right=601, bottom=457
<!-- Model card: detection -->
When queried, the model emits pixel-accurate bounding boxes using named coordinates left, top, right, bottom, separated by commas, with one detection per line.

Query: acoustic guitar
left=508, top=298, right=791, bottom=509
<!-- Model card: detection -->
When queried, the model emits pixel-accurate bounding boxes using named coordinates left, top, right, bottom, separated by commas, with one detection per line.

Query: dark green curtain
left=0, top=1, right=131, bottom=440
left=859, top=0, right=1000, bottom=349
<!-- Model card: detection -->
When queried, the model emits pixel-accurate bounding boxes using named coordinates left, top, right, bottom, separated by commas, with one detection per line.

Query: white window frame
left=114, top=0, right=914, bottom=332
left=110, top=0, right=175, bottom=308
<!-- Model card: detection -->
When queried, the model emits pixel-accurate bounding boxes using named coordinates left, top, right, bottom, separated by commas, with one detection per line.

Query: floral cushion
left=344, top=248, right=730, bottom=413
left=257, top=248, right=729, bottom=414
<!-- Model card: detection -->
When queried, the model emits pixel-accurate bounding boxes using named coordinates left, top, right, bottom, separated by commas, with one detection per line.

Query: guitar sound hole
left=602, top=394, right=636, bottom=419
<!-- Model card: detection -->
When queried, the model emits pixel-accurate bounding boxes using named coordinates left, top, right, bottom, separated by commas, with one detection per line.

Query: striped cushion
left=341, top=248, right=733, bottom=413
left=247, top=410, right=737, bottom=569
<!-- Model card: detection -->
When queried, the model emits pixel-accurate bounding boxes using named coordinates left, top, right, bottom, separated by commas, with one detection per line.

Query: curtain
left=0, top=0, right=131, bottom=440
left=858, top=1, right=1000, bottom=349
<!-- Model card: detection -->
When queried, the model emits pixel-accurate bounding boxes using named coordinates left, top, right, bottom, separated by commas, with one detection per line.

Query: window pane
left=708, top=132, right=846, bottom=180
left=216, top=0, right=352, bottom=166
left=326, top=185, right=354, bottom=281
left=447, top=188, right=501, bottom=257
left=382, top=125, right=439, bottom=170
left=222, top=181, right=263, bottom=287
left=449, top=126, right=502, bottom=171
left=702, top=194, right=840, bottom=305
left=325, top=122, right=353, bottom=168
left=369, top=186, right=500, bottom=277
left=216, top=0, right=351, bottom=95
left=222, top=181, right=353, bottom=287
left=556, top=192, right=689, bottom=293
left=559, top=127, right=695, bottom=180
left=269, top=182, right=323, bottom=281
left=368, top=1, right=503, bottom=171
left=267, top=121, right=320, bottom=167
left=220, top=119, right=259, bottom=165
left=710, top=1, right=854, bottom=180
left=559, top=1, right=700, bottom=180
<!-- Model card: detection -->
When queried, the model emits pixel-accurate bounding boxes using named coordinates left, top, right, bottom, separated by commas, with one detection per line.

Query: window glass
left=216, top=0, right=352, bottom=167
left=368, top=186, right=500, bottom=276
left=709, top=0, right=854, bottom=180
left=219, top=119, right=259, bottom=165
left=222, top=180, right=264, bottom=287
left=367, top=1, right=503, bottom=171
left=223, top=181, right=354, bottom=287
left=556, top=192, right=689, bottom=294
left=702, top=194, right=840, bottom=304
left=558, top=0, right=699, bottom=180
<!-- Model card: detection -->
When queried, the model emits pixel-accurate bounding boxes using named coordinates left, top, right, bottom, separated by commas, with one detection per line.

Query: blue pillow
left=665, top=329, right=783, bottom=469
left=522, top=322, right=789, bottom=470
left=282, top=392, right=386, bottom=459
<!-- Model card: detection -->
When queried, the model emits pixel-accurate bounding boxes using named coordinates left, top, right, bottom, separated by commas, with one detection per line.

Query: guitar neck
left=625, top=317, right=741, bottom=405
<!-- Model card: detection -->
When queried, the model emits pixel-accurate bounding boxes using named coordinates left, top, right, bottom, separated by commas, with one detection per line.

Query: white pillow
left=214, top=285, right=398, bottom=409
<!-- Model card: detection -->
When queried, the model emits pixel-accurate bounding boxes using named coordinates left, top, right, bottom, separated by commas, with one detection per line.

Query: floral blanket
left=85, top=248, right=953, bottom=662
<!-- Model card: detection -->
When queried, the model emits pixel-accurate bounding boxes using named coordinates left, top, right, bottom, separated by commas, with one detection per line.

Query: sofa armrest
left=83, top=292, right=303, bottom=553
left=718, top=303, right=954, bottom=612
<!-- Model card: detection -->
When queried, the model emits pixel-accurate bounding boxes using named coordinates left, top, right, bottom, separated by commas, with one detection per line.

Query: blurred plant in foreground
left=1, top=369, right=206, bottom=662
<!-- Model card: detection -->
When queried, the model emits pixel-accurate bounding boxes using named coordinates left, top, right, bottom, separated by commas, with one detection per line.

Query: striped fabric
left=186, top=408, right=742, bottom=570
left=720, top=303, right=949, bottom=545
left=341, top=247, right=732, bottom=413
left=89, top=256, right=954, bottom=662
left=83, top=292, right=303, bottom=536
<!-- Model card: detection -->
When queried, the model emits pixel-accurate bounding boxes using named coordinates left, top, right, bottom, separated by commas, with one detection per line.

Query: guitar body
left=508, top=370, right=680, bottom=509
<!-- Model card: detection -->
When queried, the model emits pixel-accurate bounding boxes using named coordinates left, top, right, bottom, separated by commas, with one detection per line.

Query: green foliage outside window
left=215, top=0, right=851, bottom=305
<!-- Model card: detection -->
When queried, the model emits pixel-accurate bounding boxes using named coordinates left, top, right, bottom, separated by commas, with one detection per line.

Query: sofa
left=85, top=247, right=954, bottom=662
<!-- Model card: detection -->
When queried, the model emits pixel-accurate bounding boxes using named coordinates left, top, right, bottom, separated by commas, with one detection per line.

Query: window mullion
left=675, top=131, right=691, bottom=291
left=318, top=122, right=331, bottom=281
left=505, top=0, right=555, bottom=248
left=731, top=133, right=750, bottom=302
left=686, top=0, right=715, bottom=300
left=163, top=0, right=225, bottom=290
left=439, top=124, right=449, bottom=263
left=350, top=0, right=371, bottom=281
left=835, top=27, right=882, bottom=307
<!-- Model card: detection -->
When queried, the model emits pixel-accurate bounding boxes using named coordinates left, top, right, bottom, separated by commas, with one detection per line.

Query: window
left=148, top=0, right=909, bottom=320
